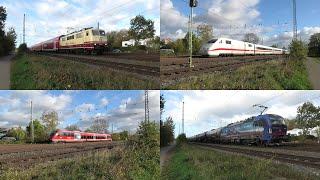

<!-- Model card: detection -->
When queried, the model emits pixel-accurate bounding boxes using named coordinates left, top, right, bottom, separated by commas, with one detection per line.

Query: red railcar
left=50, top=129, right=112, bottom=143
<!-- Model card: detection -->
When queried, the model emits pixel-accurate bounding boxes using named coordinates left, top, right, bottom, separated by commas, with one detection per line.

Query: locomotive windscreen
left=269, top=116, right=285, bottom=125
left=207, top=39, right=218, bottom=43
left=93, top=30, right=106, bottom=36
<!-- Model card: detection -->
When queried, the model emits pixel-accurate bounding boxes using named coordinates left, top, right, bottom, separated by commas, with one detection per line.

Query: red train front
left=50, top=129, right=112, bottom=143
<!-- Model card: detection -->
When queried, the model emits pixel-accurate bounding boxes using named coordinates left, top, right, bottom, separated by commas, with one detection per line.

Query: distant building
left=122, top=38, right=152, bottom=47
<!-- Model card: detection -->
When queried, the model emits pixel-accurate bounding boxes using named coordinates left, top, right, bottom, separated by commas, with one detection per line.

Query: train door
left=84, top=30, right=91, bottom=43
left=225, top=40, right=232, bottom=55
left=74, top=133, right=81, bottom=141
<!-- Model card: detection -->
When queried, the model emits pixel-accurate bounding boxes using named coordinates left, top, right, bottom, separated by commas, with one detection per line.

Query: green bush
left=289, top=40, right=308, bottom=60
left=176, top=133, right=187, bottom=146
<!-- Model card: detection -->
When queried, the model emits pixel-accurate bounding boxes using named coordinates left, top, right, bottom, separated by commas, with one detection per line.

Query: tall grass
left=165, top=59, right=312, bottom=90
left=11, top=54, right=159, bottom=89
left=0, top=122, right=160, bottom=180
left=161, top=144, right=319, bottom=180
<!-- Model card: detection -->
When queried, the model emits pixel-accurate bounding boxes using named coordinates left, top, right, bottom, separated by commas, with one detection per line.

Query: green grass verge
left=164, top=59, right=312, bottom=90
left=161, top=144, right=319, bottom=180
left=11, top=54, right=159, bottom=89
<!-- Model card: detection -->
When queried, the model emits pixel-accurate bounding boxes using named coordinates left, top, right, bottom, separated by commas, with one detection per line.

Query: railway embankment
left=161, top=143, right=319, bottom=180
left=10, top=53, right=159, bottom=89
left=161, top=56, right=312, bottom=90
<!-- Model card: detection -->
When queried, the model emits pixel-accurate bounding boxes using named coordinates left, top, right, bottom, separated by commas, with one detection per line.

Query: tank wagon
left=200, top=38, right=288, bottom=57
left=50, top=129, right=112, bottom=143
left=30, top=27, right=108, bottom=54
left=189, top=114, right=288, bottom=145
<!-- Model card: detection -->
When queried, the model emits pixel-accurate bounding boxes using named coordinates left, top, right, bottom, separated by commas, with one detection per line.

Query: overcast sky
left=161, top=90, right=320, bottom=137
left=0, top=0, right=160, bottom=46
left=161, top=0, right=320, bottom=47
left=0, top=90, right=160, bottom=133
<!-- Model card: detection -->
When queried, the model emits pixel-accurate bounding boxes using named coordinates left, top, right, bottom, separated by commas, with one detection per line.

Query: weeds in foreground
left=0, top=122, right=160, bottom=180
left=11, top=54, right=159, bottom=89
left=161, top=144, right=318, bottom=180
left=165, top=59, right=312, bottom=90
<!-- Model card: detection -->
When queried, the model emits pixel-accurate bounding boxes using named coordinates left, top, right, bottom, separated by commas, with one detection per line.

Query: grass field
left=165, top=58, right=312, bottom=90
left=11, top=54, right=159, bottom=90
left=161, top=144, right=319, bottom=180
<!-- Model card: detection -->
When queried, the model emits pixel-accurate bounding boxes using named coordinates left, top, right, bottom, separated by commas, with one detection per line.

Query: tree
left=119, top=130, right=129, bottom=140
left=7, top=127, right=26, bottom=141
left=243, top=33, right=260, bottom=44
left=196, top=23, right=213, bottom=44
left=176, top=133, right=187, bottom=146
left=289, top=40, right=308, bottom=60
left=271, top=44, right=278, bottom=48
left=0, top=6, right=6, bottom=37
left=160, top=116, right=175, bottom=147
left=90, top=117, right=108, bottom=133
left=129, top=15, right=155, bottom=44
left=65, top=125, right=80, bottom=131
left=184, top=32, right=201, bottom=54
left=308, top=33, right=320, bottom=57
left=107, top=29, right=130, bottom=48
left=296, top=102, right=320, bottom=136
left=3, top=27, right=17, bottom=54
left=26, top=119, right=48, bottom=143
left=41, top=111, right=59, bottom=134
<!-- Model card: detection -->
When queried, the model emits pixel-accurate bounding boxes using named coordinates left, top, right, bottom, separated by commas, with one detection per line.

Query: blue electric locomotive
left=189, top=114, right=288, bottom=145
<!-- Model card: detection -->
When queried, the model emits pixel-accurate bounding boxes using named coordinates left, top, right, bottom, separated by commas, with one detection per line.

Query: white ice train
left=200, top=38, right=288, bottom=57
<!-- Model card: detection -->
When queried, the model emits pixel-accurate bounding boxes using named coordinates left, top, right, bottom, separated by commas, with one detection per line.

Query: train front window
left=92, top=30, right=106, bottom=36
left=207, top=39, right=217, bottom=44
left=270, top=116, right=285, bottom=125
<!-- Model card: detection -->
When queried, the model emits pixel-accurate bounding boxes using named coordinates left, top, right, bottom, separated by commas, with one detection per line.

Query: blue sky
left=0, top=90, right=160, bottom=133
left=161, top=90, right=320, bottom=138
left=161, top=0, right=320, bottom=47
left=0, top=0, right=159, bottom=47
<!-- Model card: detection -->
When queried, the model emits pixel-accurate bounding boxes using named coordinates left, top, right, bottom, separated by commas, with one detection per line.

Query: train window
left=86, top=31, right=89, bottom=36
left=99, top=30, right=106, bottom=36
left=248, top=44, right=252, bottom=47
left=220, top=40, right=222, bottom=43
left=226, top=40, right=231, bottom=44
left=76, top=33, right=83, bottom=38
left=67, top=35, right=74, bottom=40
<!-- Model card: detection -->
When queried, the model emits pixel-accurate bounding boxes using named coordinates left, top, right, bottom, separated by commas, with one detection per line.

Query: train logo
left=50, top=130, right=112, bottom=143
left=200, top=38, right=288, bottom=57
left=30, top=27, right=108, bottom=54
left=189, top=114, right=288, bottom=145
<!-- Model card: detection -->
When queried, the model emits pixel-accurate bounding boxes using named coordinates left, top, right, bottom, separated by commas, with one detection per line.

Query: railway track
left=192, top=143, right=320, bottom=170
left=33, top=53, right=159, bottom=78
left=161, top=55, right=287, bottom=80
left=0, top=141, right=124, bottom=169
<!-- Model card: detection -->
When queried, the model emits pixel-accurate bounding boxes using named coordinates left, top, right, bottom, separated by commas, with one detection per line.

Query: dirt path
left=160, top=144, right=175, bottom=169
left=0, top=55, right=14, bottom=89
left=306, top=57, right=320, bottom=89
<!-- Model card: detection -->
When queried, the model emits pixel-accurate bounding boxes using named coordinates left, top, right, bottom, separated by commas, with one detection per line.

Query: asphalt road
left=306, top=57, right=320, bottom=89
left=0, top=55, right=13, bottom=89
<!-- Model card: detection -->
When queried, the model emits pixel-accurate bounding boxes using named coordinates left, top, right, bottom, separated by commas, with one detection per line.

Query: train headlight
left=269, top=128, right=272, bottom=134
left=94, top=43, right=97, bottom=46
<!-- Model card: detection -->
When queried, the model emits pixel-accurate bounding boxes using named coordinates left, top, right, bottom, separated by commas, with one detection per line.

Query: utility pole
left=292, top=0, right=297, bottom=40
left=189, top=0, right=197, bottom=68
left=23, top=13, right=25, bottom=44
left=98, top=22, right=100, bottom=31
left=144, top=90, right=149, bottom=122
left=182, top=101, right=184, bottom=134
left=111, top=123, right=114, bottom=134
left=30, top=101, right=34, bottom=143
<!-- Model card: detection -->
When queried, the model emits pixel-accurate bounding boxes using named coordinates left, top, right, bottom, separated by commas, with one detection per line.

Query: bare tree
left=41, top=111, right=58, bottom=133
left=243, top=33, right=260, bottom=44
left=90, top=117, right=108, bottom=133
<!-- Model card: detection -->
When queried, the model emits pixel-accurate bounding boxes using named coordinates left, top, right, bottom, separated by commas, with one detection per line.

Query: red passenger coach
left=50, top=129, right=112, bottom=143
